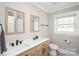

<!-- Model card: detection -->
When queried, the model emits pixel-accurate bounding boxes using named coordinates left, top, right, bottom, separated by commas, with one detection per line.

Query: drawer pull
left=25, top=54, right=28, bottom=56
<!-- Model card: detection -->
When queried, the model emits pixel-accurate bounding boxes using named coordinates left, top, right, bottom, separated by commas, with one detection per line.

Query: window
left=54, top=15, right=76, bottom=33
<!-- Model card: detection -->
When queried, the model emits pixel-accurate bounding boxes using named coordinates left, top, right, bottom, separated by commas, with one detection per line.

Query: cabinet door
left=41, top=44, right=49, bottom=56
left=35, top=44, right=43, bottom=56
left=24, top=48, right=37, bottom=56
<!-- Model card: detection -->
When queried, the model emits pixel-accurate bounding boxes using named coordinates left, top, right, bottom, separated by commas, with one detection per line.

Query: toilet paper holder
left=65, top=40, right=70, bottom=43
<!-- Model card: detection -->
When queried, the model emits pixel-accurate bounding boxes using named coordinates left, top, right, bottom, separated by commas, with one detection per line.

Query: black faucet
left=10, top=43, right=14, bottom=47
left=19, top=40, right=23, bottom=44
left=16, top=40, right=19, bottom=45
left=35, top=36, right=38, bottom=39
left=33, top=36, right=38, bottom=40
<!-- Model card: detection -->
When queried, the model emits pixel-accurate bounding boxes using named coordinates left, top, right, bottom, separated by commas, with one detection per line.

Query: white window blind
left=54, top=15, right=75, bottom=33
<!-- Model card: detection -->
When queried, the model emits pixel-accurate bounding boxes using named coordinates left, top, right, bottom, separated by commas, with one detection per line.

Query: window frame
left=53, top=11, right=79, bottom=36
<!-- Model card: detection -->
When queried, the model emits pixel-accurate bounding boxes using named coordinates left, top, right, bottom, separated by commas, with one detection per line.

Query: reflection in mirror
left=15, top=12, right=24, bottom=32
left=31, top=15, right=39, bottom=32
left=33, top=19, right=39, bottom=31
left=8, top=10, right=16, bottom=33
left=5, top=7, right=25, bottom=35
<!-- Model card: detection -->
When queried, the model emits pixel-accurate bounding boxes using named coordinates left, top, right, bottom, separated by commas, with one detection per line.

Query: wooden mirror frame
left=30, top=15, right=39, bottom=32
left=5, top=7, right=25, bottom=35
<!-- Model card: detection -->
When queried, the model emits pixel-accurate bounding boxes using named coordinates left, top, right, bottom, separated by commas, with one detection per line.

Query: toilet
left=49, top=44, right=78, bottom=56
left=49, top=43, right=59, bottom=56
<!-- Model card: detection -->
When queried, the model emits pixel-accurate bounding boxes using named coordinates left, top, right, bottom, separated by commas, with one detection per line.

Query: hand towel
left=0, top=24, right=7, bottom=54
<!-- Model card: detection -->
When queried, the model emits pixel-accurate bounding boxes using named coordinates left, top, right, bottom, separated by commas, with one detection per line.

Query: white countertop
left=0, top=37, right=49, bottom=56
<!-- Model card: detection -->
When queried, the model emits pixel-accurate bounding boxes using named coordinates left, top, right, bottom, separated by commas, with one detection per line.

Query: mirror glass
left=5, top=7, right=25, bottom=35
left=8, top=10, right=16, bottom=33
left=31, top=15, right=39, bottom=32
left=15, top=12, right=24, bottom=32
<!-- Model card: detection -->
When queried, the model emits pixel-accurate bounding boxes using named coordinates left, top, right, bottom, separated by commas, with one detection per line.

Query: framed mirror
left=5, top=7, right=25, bottom=35
left=30, top=15, right=39, bottom=32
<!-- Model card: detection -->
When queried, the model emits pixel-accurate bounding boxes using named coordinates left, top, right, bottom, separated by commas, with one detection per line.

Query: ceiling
left=32, top=2, right=79, bottom=13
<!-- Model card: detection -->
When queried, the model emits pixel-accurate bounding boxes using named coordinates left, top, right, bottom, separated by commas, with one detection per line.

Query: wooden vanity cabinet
left=17, top=41, right=49, bottom=56
left=41, top=44, right=48, bottom=56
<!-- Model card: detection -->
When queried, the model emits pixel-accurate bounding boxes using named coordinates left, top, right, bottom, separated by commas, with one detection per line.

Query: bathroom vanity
left=0, top=38, right=49, bottom=56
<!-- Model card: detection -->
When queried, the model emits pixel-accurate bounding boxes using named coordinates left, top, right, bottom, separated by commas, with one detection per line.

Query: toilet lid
left=49, top=44, right=59, bottom=50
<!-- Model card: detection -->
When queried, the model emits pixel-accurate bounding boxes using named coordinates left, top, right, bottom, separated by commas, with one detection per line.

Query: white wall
left=48, top=5, right=79, bottom=53
left=0, top=2, right=48, bottom=43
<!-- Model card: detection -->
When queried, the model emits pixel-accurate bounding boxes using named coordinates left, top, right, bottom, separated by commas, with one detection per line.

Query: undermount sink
left=21, top=43, right=29, bottom=47
left=7, top=42, right=29, bottom=51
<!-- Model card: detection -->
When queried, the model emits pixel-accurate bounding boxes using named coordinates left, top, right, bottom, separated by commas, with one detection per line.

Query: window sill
left=54, top=32, right=79, bottom=37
